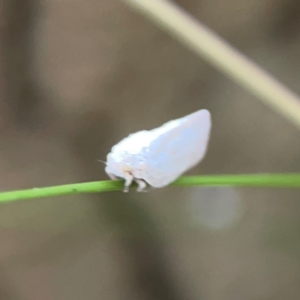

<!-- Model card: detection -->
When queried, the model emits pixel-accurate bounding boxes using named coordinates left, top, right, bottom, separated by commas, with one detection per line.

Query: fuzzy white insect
left=105, top=109, right=211, bottom=192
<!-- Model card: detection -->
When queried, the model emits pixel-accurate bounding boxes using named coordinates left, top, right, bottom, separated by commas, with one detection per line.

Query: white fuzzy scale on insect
left=105, top=109, right=211, bottom=192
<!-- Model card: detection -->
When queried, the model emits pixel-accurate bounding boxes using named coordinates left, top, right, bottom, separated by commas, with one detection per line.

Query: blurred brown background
left=0, top=0, right=299, bottom=299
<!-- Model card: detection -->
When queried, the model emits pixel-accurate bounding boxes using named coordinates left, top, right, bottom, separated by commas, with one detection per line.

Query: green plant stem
left=0, top=174, right=299, bottom=203
left=122, top=0, right=300, bottom=129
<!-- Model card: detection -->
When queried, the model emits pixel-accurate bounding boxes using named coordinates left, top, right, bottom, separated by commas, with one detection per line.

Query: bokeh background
left=0, top=0, right=300, bottom=299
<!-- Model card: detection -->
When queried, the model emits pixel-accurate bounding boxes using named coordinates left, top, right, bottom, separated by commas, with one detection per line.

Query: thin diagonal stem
left=122, top=0, right=300, bottom=129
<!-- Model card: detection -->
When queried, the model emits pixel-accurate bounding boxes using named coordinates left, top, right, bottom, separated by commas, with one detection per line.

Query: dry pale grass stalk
left=122, top=0, right=300, bottom=129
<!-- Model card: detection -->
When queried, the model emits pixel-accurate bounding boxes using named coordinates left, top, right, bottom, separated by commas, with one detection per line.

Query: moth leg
left=107, top=173, right=118, bottom=180
left=135, top=179, right=147, bottom=192
left=123, top=172, right=134, bottom=193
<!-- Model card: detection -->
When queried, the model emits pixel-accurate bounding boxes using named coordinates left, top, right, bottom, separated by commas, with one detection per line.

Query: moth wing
left=141, top=109, right=211, bottom=187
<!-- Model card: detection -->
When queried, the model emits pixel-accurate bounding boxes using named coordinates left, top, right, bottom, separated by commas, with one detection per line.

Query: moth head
left=105, top=153, right=132, bottom=179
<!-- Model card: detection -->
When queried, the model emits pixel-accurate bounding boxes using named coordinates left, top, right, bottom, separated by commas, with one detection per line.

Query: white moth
left=105, top=109, right=211, bottom=192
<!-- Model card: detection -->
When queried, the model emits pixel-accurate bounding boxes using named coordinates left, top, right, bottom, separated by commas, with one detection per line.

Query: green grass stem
left=0, top=173, right=299, bottom=204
